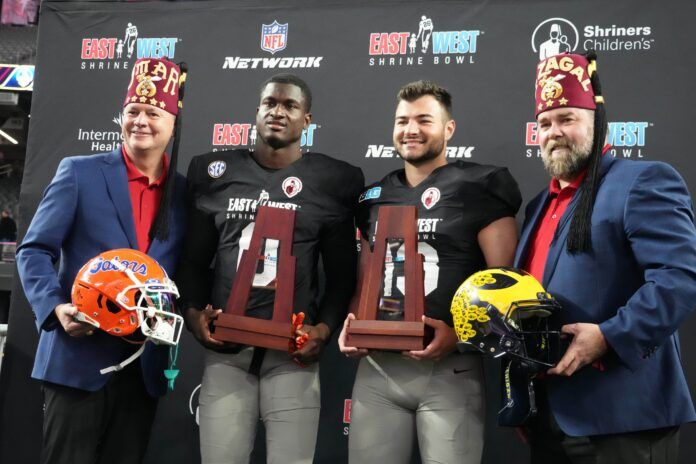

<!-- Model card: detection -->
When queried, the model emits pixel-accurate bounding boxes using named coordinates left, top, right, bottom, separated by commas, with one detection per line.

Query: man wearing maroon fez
left=512, top=51, right=696, bottom=462
left=17, top=58, right=187, bottom=464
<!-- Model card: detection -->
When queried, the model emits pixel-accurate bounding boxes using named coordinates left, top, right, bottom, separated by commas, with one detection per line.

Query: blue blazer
left=515, top=155, right=696, bottom=436
left=17, top=148, right=186, bottom=397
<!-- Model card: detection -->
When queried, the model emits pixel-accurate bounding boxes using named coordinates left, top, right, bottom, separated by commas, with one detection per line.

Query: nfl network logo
left=261, top=21, right=288, bottom=54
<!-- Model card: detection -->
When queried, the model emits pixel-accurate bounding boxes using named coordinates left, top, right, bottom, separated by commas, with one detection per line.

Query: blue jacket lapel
left=540, top=155, right=615, bottom=287
left=515, top=191, right=550, bottom=267
left=541, top=191, right=581, bottom=286
left=147, top=174, right=185, bottom=260
left=100, top=149, right=138, bottom=249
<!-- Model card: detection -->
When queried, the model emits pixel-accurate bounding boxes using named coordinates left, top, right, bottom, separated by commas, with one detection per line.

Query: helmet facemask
left=114, top=263, right=183, bottom=346
left=498, top=296, right=563, bottom=372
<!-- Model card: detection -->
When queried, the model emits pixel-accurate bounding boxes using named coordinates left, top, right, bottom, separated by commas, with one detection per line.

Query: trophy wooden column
left=213, top=206, right=296, bottom=351
left=345, top=205, right=431, bottom=351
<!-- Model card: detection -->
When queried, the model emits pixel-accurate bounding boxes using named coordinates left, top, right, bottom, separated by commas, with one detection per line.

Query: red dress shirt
left=523, top=172, right=587, bottom=283
left=121, top=146, right=168, bottom=252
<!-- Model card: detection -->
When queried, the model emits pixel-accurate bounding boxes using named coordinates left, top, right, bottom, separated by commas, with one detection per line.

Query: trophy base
left=213, top=314, right=293, bottom=351
left=345, top=320, right=431, bottom=351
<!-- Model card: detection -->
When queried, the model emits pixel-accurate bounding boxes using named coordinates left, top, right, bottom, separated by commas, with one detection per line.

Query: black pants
left=526, top=384, right=679, bottom=464
left=41, top=362, right=158, bottom=464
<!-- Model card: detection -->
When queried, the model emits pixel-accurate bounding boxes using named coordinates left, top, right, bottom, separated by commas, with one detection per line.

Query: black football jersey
left=356, top=161, right=521, bottom=325
left=177, top=149, right=364, bottom=332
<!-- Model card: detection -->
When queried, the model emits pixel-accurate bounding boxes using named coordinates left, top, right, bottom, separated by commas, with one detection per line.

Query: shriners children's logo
left=282, top=177, right=302, bottom=198
left=421, top=187, right=440, bottom=209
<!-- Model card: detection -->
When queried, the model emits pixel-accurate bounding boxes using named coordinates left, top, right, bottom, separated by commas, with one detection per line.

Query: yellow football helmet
left=450, top=267, right=562, bottom=369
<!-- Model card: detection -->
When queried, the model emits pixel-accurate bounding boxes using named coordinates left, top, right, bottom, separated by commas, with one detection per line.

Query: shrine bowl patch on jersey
left=282, top=176, right=302, bottom=198
left=421, top=187, right=441, bottom=209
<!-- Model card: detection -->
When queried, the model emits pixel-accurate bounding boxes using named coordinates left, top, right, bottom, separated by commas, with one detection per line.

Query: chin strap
left=100, top=342, right=147, bottom=375
left=164, top=345, right=180, bottom=390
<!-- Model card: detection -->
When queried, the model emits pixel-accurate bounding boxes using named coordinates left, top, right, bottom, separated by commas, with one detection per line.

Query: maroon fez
left=123, top=58, right=182, bottom=115
left=534, top=53, right=602, bottom=117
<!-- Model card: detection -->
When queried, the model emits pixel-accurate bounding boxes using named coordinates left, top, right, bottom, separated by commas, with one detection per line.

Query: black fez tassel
left=150, top=62, right=187, bottom=243
left=566, top=50, right=607, bottom=254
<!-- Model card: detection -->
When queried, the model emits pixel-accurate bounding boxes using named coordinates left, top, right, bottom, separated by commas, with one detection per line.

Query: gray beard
left=541, top=133, right=594, bottom=181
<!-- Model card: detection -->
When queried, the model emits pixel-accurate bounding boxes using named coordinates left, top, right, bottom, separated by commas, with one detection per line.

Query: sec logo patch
left=208, top=161, right=226, bottom=178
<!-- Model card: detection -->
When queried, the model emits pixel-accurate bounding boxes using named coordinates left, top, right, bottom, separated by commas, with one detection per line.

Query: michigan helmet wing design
left=450, top=267, right=562, bottom=370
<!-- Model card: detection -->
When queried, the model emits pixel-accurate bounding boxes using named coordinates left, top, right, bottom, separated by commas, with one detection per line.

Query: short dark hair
left=259, top=73, right=312, bottom=111
left=397, top=80, right=452, bottom=117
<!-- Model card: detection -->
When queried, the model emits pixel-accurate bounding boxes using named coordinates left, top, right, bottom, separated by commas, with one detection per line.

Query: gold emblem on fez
left=135, top=74, right=160, bottom=98
left=539, top=74, right=566, bottom=102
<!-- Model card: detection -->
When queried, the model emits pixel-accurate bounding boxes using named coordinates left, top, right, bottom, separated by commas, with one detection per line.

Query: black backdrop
left=2, top=0, right=696, bottom=462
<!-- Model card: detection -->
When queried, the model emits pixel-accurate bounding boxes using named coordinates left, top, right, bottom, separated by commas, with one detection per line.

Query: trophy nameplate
left=214, top=206, right=296, bottom=351
left=346, top=205, right=432, bottom=351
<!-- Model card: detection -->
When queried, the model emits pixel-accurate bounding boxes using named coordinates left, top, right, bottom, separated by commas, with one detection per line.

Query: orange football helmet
left=71, top=248, right=183, bottom=346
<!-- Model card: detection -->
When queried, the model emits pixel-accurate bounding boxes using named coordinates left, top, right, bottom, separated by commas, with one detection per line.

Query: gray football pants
left=348, top=352, right=485, bottom=464
left=199, top=348, right=320, bottom=464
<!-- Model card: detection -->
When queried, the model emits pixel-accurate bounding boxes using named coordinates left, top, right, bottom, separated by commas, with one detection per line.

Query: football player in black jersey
left=339, top=81, right=521, bottom=464
left=177, top=74, right=363, bottom=464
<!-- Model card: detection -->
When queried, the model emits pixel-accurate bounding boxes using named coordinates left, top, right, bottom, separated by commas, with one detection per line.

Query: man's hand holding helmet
left=55, top=302, right=95, bottom=337
left=548, top=322, right=608, bottom=376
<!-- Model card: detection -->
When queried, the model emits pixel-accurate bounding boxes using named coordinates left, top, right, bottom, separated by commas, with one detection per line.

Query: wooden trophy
left=213, top=206, right=296, bottom=351
left=345, top=205, right=431, bottom=351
